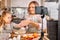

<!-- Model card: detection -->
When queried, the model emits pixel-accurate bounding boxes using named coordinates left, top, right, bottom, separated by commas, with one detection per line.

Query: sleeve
left=37, top=15, right=42, bottom=23
left=25, top=15, right=31, bottom=21
left=11, top=22, right=21, bottom=30
left=37, top=15, right=47, bottom=30
left=36, top=15, right=42, bottom=30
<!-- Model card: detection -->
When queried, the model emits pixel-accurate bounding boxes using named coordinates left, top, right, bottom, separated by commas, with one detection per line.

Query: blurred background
left=0, top=0, right=59, bottom=40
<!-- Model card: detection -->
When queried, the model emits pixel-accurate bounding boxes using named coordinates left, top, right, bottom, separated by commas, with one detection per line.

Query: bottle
left=9, top=38, right=12, bottom=40
left=17, top=35, right=21, bottom=40
left=11, top=31, right=15, bottom=38
left=9, top=33, right=13, bottom=40
left=13, top=37, right=17, bottom=40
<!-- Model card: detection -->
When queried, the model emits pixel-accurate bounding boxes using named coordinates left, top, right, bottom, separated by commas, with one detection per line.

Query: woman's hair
left=0, top=11, right=10, bottom=27
left=28, top=1, right=39, bottom=14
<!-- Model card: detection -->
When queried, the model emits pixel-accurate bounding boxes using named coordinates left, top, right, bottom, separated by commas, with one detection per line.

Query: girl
left=0, top=11, right=22, bottom=33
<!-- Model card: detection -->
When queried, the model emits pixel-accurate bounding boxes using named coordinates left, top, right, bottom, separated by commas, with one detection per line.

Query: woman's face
left=3, top=13, right=12, bottom=24
left=29, top=3, right=36, bottom=15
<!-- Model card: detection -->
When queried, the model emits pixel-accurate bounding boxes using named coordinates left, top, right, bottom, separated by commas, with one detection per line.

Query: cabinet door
left=0, top=1, right=1, bottom=8
left=47, top=20, right=58, bottom=40
left=0, top=0, right=5, bottom=9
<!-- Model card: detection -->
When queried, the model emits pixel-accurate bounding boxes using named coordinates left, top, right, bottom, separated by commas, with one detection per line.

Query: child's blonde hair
left=0, top=11, right=11, bottom=27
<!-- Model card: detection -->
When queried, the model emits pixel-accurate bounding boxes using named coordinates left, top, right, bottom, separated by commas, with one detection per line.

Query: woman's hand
left=16, top=20, right=40, bottom=29
left=19, top=20, right=31, bottom=27
left=15, top=24, right=22, bottom=28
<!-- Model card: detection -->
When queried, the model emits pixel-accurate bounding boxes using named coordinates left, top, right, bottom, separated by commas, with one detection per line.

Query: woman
left=24, top=1, right=47, bottom=33
left=26, top=1, right=41, bottom=33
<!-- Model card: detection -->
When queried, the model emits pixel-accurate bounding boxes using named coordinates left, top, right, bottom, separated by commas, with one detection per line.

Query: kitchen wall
left=11, top=0, right=41, bottom=7
left=44, top=2, right=58, bottom=20
left=11, top=0, right=58, bottom=20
